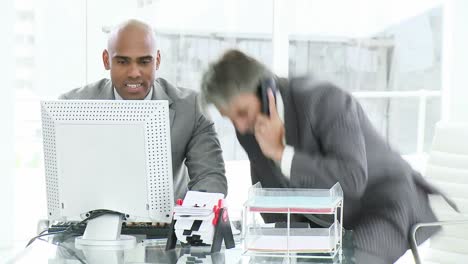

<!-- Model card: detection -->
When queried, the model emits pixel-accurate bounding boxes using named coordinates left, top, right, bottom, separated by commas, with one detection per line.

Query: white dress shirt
left=275, top=92, right=295, bottom=179
left=114, top=86, right=154, bottom=100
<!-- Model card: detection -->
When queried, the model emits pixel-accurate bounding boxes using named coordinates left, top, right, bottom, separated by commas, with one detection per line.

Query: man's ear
left=102, top=49, right=111, bottom=70
left=155, top=50, right=161, bottom=70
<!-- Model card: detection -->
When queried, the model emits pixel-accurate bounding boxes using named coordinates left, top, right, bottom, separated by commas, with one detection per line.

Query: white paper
left=181, top=191, right=224, bottom=208
left=246, top=235, right=334, bottom=252
left=173, top=191, right=224, bottom=245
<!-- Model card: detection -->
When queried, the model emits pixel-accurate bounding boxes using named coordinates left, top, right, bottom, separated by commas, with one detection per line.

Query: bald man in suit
left=60, top=19, right=227, bottom=200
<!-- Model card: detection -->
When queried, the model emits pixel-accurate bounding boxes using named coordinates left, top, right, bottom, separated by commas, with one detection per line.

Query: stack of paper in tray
left=173, top=191, right=225, bottom=245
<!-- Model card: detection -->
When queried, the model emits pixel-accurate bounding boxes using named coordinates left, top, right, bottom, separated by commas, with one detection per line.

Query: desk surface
left=11, top=235, right=355, bottom=264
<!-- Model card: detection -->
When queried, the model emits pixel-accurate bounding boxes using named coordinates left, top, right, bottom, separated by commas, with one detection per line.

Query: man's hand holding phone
left=254, top=88, right=285, bottom=163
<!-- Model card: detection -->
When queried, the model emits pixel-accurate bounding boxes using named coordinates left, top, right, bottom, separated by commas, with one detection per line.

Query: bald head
left=102, top=19, right=161, bottom=100
left=107, top=19, right=157, bottom=54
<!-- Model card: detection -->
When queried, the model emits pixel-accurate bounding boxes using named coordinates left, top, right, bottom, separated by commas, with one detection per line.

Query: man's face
left=218, top=93, right=262, bottom=134
left=103, top=28, right=160, bottom=100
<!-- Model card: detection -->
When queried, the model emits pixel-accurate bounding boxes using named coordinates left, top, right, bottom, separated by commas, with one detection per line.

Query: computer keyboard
left=48, top=221, right=171, bottom=239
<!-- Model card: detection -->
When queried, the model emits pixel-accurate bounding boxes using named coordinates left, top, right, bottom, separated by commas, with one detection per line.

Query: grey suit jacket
left=237, top=76, right=439, bottom=261
left=60, top=78, right=227, bottom=200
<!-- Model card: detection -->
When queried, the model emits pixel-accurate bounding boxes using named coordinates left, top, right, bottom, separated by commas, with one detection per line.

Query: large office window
left=289, top=7, right=442, bottom=154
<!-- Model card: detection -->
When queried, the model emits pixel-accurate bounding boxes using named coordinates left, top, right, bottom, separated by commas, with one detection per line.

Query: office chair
left=411, top=122, right=468, bottom=264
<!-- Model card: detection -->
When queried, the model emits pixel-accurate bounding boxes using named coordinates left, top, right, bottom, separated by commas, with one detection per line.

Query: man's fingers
left=255, top=115, right=268, bottom=129
left=254, top=124, right=263, bottom=139
left=255, top=116, right=268, bottom=134
left=254, top=121, right=264, bottom=134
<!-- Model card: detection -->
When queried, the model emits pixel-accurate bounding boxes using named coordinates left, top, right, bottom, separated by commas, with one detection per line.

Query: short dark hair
left=201, top=49, right=272, bottom=106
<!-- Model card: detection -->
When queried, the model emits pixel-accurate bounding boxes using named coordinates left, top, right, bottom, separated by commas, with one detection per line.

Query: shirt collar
left=113, top=86, right=154, bottom=100
left=276, top=90, right=285, bottom=124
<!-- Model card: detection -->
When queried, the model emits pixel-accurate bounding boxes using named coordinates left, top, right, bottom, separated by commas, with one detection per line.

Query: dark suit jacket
left=237, top=76, right=439, bottom=261
left=60, top=78, right=227, bottom=200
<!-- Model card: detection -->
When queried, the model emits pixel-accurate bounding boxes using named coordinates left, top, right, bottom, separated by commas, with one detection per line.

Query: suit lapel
left=278, top=78, right=299, bottom=147
left=153, top=79, right=175, bottom=128
left=99, top=79, right=115, bottom=99
left=103, top=79, right=174, bottom=126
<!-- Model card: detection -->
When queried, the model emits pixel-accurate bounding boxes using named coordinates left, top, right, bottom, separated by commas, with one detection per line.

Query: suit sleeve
left=184, top=94, right=228, bottom=196
left=289, top=86, right=368, bottom=199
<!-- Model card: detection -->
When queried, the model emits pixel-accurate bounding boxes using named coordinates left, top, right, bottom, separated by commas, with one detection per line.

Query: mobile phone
left=257, top=77, right=277, bottom=116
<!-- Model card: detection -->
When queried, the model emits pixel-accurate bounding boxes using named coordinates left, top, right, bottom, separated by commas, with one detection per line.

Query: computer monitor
left=40, top=100, right=174, bottom=249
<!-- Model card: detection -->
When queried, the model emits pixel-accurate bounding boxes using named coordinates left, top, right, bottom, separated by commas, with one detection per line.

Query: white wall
left=34, top=0, right=87, bottom=98
left=442, top=0, right=468, bottom=122
left=141, top=0, right=443, bottom=38
left=288, top=0, right=444, bottom=37
left=0, top=0, right=15, bottom=248
left=142, top=0, right=273, bottom=35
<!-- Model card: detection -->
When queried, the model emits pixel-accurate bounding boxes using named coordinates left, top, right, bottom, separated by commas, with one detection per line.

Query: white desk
left=8, top=235, right=352, bottom=264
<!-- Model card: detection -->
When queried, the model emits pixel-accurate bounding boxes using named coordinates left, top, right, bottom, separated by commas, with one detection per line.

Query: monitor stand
left=82, top=249, right=124, bottom=264
left=75, top=214, right=136, bottom=250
